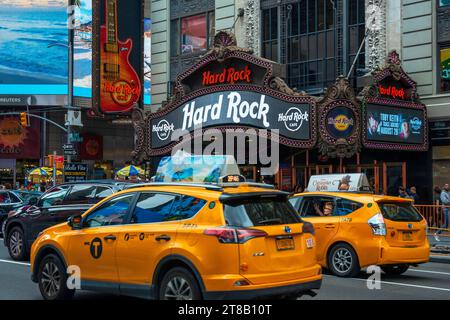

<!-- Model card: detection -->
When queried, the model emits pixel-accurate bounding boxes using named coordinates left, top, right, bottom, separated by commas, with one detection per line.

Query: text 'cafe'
left=133, top=32, right=429, bottom=199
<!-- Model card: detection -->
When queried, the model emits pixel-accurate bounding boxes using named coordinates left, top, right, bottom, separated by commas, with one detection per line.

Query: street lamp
left=47, top=35, right=75, bottom=164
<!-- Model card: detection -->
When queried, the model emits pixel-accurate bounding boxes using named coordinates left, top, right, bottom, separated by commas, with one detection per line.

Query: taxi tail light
left=368, top=213, right=386, bottom=236
left=204, top=227, right=267, bottom=244
left=302, top=221, right=315, bottom=235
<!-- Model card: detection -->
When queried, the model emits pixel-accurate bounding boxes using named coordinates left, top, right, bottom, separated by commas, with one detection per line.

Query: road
left=0, top=239, right=449, bottom=300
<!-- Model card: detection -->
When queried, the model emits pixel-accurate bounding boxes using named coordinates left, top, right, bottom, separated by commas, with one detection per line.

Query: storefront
left=133, top=31, right=317, bottom=186
left=133, top=33, right=429, bottom=199
left=290, top=51, right=429, bottom=198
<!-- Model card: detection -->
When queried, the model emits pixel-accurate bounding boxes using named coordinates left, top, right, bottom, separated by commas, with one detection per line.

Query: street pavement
left=0, top=238, right=449, bottom=300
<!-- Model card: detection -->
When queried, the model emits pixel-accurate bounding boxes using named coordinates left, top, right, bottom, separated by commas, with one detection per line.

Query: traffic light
left=19, top=112, right=28, bottom=127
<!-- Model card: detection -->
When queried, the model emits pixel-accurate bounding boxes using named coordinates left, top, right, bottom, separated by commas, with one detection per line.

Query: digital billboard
left=97, top=0, right=143, bottom=114
left=0, top=0, right=68, bottom=105
left=144, top=18, right=151, bottom=105
left=73, top=0, right=92, bottom=99
left=366, top=103, right=425, bottom=145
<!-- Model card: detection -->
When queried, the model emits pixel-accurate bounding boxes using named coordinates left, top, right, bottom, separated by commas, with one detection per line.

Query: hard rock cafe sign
left=0, top=116, right=40, bottom=159
left=132, top=31, right=317, bottom=160
left=318, top=76, right=361, bottom=159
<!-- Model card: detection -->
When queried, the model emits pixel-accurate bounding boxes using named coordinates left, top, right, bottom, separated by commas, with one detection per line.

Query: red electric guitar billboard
left=99, top=0, right=142, bottom=114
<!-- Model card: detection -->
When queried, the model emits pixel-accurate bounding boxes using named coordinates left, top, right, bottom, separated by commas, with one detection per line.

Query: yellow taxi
left=30, top=177, right=322, bottom=300
left=290, top=174, right=429, bottom=277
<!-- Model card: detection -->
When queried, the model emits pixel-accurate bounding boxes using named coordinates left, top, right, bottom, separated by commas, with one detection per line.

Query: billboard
left=366, top=103, right=425, bottom=145
left=144, top=18, right=151, bottom=105
left=0, top=116, right=41, bottom=159
left=73, top=0, right=92, bottom=99
left=97, top=0, right=143, bottom=114
left=0, top=0, right=68, bottom=106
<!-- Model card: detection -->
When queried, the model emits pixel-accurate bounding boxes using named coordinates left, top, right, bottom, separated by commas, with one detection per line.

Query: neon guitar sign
left=100, top=0, right=141, bottom=113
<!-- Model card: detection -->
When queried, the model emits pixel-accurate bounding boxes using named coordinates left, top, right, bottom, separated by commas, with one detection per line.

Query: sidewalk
left=428, top=233, right=450, bottom=263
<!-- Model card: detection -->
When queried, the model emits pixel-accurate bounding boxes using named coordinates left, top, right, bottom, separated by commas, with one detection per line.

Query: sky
left=0, top=0, right=66, bottom=8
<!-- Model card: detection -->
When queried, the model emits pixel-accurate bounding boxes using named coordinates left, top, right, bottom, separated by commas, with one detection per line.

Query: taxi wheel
left=37, top=254, right=75, bottom=301
left=7, top=226, right=28, bottom=261
left=328, top=243, right=360, bottom=277
left=381, top=264, right=409, bottom=276
left=159, top=267, right=202, bottom=300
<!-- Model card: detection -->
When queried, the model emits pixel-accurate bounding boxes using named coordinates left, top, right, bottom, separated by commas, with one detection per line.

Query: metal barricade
left=414, top=205, right=450, bottom=237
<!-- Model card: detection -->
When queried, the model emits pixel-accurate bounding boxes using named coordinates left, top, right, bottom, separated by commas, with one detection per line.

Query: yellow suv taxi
left=30, top=180, right=322, bottom=300
left=290, top=174, right=429, bottom=277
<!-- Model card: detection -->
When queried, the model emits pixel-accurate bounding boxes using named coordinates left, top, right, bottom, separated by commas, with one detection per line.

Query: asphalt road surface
left=0, top=239, right=449, bottom=300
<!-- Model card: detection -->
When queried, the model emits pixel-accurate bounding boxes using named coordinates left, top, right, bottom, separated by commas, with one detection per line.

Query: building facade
left=145, top=0, right=450, bottom=201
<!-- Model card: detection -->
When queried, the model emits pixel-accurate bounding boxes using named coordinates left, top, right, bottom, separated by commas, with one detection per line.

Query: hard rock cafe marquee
left=132, top=32, right=428, bottom=193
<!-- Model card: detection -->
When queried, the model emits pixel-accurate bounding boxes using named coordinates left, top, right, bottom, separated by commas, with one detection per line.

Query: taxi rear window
left=377, top=202, right=423, bottom=222
left=223, top=196, right=301, bottom=227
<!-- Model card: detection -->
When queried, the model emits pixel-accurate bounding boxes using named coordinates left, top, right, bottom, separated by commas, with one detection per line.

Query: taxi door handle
left=325, top=224, right=336, bottom=229
left=104, top=235, right=117, bottom=241
left=155, top=235, right=171, bottom=242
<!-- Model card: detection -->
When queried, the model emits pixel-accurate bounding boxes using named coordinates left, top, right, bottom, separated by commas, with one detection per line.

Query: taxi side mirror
left=68, top=215, right=83, bottom=230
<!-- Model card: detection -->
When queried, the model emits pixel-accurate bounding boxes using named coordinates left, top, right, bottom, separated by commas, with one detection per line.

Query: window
left=64, top=185, right=96, bottom=204
left=171, top=195, right=207, bottom=220
left=440, top=46, right=450, bottom=93
left=171, top=12, right=215, bottom=57
left=334, top=198, right=363, bottom=216
left=439, top=0, right=450, bottom=7
left=262, top=0, right=365, bottom=92
left=289, top=196, right=303, bottom=211
left=299, top=196, right=335, bottom=217
left=223, top=196, right=301, bottom=227
left=131, top=193, right=177, bottom=224
left=8, top=192, right=22, bottom=204
left=95, top=186, right=114, bottom=200
left=0, top=192, right=10, bottom=204
left=378, top=202, right=423, bottom=222
left=84, top=194, right=135, bottom=228
left=262, top=7, right=278, bottom=62
left=39, top=186, right=70, bottom=208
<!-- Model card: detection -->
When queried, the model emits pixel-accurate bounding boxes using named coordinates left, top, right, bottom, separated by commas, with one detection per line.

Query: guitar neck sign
left=98, top=0, right=142, bottom=114
left=150, top=90, right=312, bottom=149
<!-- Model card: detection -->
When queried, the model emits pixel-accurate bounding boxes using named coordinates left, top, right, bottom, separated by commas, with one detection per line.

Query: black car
left=3, top=180, right=131, bottom=261
left=0, top=190, right=28, bottom=237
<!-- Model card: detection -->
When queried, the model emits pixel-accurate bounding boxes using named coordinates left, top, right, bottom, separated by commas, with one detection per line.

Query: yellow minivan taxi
left=290, top=175, right=429, bottom=277
left=30, top=180, right=322, bottom=300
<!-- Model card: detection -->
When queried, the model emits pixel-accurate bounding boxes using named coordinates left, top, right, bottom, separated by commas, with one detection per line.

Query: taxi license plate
left=276, top=238, right=295, bottom=251
left=402, top=231, right=413, bottom=241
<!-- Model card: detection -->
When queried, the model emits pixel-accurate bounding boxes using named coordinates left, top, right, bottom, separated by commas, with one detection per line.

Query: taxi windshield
left=223, top=197, right=301, bottom=227
left=377, top=202, right=423, bottom=222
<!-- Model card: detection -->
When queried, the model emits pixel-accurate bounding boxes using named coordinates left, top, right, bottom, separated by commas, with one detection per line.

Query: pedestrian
left=434, top=186, right=442, bottom=205
left=408, top=186, right=419, bottom=203
left=293, top=184, right=303, bottom=194
left=435, top=183, right=450, bottom=241
left=398, top=186, right=412, bottom=199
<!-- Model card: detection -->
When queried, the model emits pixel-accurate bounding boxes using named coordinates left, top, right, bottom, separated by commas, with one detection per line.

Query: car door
left=66, top=193, right=136, bottom=289
left=299, top=196, right=341, bottom=262
left=30, top=186, right=71, bottom=241
left=58, top=184, right=97, bottom=221
left=115, top=192, right=187, bottom=287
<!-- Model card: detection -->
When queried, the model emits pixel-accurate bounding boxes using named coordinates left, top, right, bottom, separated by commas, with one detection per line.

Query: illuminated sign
left=98, top=0, right=143, bottom=114
left=74, top=0, right=93, bottom=100
left=0, top=1, right=68, bottom=106
left=378, top=85, right=405, bottom=100
left=325, top=106, right=355, bottom=139
left=366, top=103, right=425, bottom=144
left=202, top=66, right=252, bottom=86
